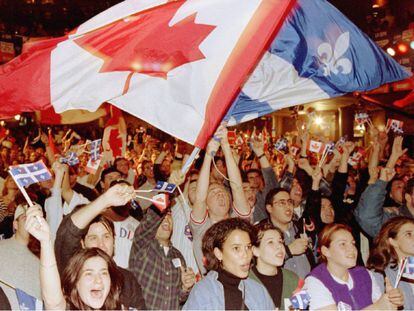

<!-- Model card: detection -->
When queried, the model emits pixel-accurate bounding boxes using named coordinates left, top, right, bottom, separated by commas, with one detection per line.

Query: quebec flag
left=15, top=288, right=43, bottom=311
left=154, top=181, right=177, bottom=193
left=225, top=0, right=410, bottom=125
left=9, top=160, right=52, bottom=187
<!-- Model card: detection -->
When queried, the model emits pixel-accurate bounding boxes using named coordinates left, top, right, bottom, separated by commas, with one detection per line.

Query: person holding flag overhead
left=368, top=217, right=414, bottom=310
left=190, top=124, right=251, bottom=275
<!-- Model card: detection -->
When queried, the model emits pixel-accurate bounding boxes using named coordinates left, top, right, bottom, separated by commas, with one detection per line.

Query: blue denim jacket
left=183, top=270, right=275, bottom=310
left=354, top=180, right=413, bottom=237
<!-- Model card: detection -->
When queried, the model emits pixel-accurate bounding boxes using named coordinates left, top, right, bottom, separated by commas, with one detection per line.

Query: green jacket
left=249, top=267, right=299, bottom=310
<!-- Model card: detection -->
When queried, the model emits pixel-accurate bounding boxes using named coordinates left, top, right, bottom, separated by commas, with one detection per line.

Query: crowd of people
left=0, top=114, right=413, bottom=310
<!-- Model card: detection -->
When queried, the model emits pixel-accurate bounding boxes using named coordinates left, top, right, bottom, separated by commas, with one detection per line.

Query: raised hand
left=342, top=141, right=355, bottom=156
left=385, top=277, right=404, bottom=308
left=390, top=136, right=407, bottom=160
left=379, top=167, right=396, bottom=182
left=25, top=204, right=51, bottom=243
left=216, top=124, right=229, bottom=147
left=206, top=137, right=220, bottom=157
left=168, top=169, right=185, bottom=187
left=102, top=183, right=135, bottom=207
left=52, top=161, right=68, bottom=175
left=250, top=135, right=265, bottom=157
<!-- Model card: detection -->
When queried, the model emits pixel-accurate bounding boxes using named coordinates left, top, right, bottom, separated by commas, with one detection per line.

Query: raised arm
left=45, top=161, right=66, bottom=238
left=71, top=183, right=134, bottom=230
left=354, top=167, right=395, bottom=237
left=220, top=126, right=250, bottom=216
left=386, top=136, right=407, bottom=169
left=25, top=205, right=66, bottom=310
left=191, top=138, right=220, bottom=222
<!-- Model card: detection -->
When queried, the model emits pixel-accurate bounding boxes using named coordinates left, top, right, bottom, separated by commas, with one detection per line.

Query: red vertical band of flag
left=194, top=0, right=297, bottom=147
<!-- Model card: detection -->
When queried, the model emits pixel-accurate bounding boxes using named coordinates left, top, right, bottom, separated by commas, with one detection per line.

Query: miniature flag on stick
left=404, top=256, right=414, bottom=275
left=308, top=140, right=324, bottom=154
left=60, top=152, right=79, bottom=166
left=274, top=137, right=288, bottom=153
left=290, top=145, right=300, bottom=156
left=319, top=142, right=335, bottom=167
left=135, top=193, right=169, bottom=212
left=90, top=139, right=102, bottom=161
left=387, top=119, right=404, bottom=134
left=290, top=290, right=311, bottom=310
left=9, top=160, right=52, bottom=188
left=355, top=112, right=372, bottom=126
left=348, top=148, right=366, bottom=167
left=16, top=288, right=43, bottom=311
left=394, top=257, right=408, bottom=288
left=154, top=181, right=177, bottom=193
left=85, top=155, right=102, bottom=175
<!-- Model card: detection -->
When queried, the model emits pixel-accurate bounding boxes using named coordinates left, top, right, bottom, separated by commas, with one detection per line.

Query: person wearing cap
left=0, top=204, right=41, bottom=309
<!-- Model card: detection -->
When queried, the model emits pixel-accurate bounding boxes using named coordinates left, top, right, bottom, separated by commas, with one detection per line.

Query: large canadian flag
left=0, top=0, right=295, bottom=147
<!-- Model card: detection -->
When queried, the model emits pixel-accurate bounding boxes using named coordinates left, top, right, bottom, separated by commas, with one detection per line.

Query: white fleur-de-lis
left=317, top=32, right=352, bottom=76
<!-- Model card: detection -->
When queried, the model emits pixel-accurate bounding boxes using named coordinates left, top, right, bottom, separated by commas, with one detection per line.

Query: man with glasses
left=264, top=188, right=313, bottom=278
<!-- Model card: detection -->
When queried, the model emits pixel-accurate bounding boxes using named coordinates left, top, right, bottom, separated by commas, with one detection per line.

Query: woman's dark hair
left=81, top=214, right=115, bottom=241
left=202, top=218, right=255, bottom=272
left=253, top=221, right=284, bottom=247
left=367, top=216, right=414, bottom=272
left=318, top=223, right=353, bottom=263
left=62, top=248, right=123, bottom=310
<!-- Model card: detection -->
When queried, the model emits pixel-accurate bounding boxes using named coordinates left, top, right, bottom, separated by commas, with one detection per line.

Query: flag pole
left=0, top=278, right=15, bottom=290
left=8, top=171, right=34, bottom=207
left=181, top=147, right=200, bottom=175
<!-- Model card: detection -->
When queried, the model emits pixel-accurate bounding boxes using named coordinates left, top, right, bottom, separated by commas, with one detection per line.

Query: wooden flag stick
left=0, top=278, right=15, bottom=290
left=394, top=258, right=407, bottom=288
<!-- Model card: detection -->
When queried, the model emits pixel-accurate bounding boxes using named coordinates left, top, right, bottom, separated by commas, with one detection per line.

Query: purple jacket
left=310, top=263, right=372, bottom=309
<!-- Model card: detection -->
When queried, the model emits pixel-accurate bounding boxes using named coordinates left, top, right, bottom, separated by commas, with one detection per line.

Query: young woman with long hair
left=183, top=217, right=274, bottom=310
left=250, top=222, right=300, bottom=310
left=304, top=223, right=404, bottom=310
left=25, top=204, right=123, bottom=310
left=368, top=216, right=414, bottom=310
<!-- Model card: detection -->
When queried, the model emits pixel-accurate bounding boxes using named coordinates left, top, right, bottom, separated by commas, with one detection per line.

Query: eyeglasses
left=272, top=199, right=293, bottom=206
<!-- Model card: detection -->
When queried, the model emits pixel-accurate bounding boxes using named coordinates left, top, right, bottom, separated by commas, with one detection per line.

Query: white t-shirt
left=113, top=216, right=140, bottom=269
left=304, top=270, right=382, bottom=310
left=45, top=189, right=90, bottom=239
left=171, top=199, right=199, bottom=274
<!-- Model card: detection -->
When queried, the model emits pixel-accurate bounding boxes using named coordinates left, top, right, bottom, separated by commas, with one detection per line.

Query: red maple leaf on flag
left=74, top=1, right=216, bottom=92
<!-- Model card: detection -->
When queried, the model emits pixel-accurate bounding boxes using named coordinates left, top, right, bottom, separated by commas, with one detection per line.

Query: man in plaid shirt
left=129, top=205, right=196, bottom=310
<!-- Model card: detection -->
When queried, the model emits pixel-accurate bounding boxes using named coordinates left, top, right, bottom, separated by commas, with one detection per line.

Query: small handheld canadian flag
left=151, top=193, right=169, bottom=212
left=135, top=192, right=169, bottom=212
left=348, top=148, right=366, bottom=167
left=308, top=140, right=324, bottom=154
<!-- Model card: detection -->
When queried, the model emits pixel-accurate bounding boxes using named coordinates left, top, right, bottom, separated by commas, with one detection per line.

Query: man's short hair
left=100, top=167, right=121, bottom=184
left=114, top=157, right=129, bottom=167
left=265, top=187, right=290, bottom=206
left=246, top=169, right=262, bottom=177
